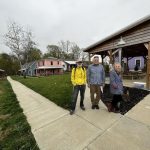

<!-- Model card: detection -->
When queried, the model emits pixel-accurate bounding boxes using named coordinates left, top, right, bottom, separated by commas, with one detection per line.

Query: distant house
left=62, top=60, right=90, bottom=71
left=37, top=58, right=64, bottom=76
left=124, top=56, right=144, bottom=71
left=63, top=61, right=76, bottom=71
left=20, top=61, right=36, bottom=76
left=20, top=57, right=64, bottom=76
left=0, top=69, right=5, bottom=77
left=115, top=56, right=145, bottom=71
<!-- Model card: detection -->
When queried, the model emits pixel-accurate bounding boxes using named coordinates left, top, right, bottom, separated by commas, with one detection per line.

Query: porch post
left=118, top=48, right=122, bottom=65
left=101, top=54, right=104, bottom=65
left=109, top=50, right=113, bottom=64
left=146, top=42, right=150, bottom=89
left=88, top=53, right=90, bottom=63
left=126, top=57, right=129, bottom=72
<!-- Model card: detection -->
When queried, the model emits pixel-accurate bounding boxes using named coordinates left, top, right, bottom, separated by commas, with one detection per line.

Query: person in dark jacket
left=110, top=62, right=123, bottom=113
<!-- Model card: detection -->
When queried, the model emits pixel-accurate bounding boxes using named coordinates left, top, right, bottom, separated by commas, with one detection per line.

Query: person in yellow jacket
left=70, top=60, right=86, bottom=115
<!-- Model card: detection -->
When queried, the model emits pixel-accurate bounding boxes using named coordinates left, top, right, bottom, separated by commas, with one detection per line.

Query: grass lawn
left=12, top=74, right=73, bottom=109
left=0, top=79, right=39, bottom=149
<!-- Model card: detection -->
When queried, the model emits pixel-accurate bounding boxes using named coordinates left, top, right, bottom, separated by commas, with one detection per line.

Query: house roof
left=47, top=57, right=59, bottom=60
left=65, top=61, right=76, bottom=65
left=37, top=66, right=64, bottom=69
left=41, top=57, right=62, bottom=61
left=84, top=14, right=150, bottom=52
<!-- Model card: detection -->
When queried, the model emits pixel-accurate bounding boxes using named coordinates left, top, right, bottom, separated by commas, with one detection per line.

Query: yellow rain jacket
left=71, top=67, right=86, bottom=86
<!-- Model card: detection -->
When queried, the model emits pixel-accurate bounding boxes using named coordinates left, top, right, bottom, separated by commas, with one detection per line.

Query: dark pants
left=90, top=84, right=101, bottom=105
left=112, top=94, right=123, bottom=110
left=71, top=85, right=86, bottom=111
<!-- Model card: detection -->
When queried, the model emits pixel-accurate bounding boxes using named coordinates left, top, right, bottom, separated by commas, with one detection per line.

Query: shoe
left=105, top=102, right=113, bottom=112
left=95, top=105, right=99, bottom=109
left=80, top=106, right=85, bottom=111
left=91, top=105, right=95, bottom=109
left=70, top=110, right=74, bottom=115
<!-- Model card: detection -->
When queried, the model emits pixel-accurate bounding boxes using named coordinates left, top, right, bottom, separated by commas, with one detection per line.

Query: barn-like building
left=84, top=15, right=150, bottom=89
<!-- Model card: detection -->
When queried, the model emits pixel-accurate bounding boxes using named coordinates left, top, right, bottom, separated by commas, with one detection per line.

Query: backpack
left=73, top=65, right=85, bottom=78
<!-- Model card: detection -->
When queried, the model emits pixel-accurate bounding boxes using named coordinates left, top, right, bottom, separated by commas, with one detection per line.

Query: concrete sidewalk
left=8, top=77, right=150, bottom=150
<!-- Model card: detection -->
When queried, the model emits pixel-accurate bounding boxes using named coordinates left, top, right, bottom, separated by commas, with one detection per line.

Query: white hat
left=76, top=59, right=82, bottom=63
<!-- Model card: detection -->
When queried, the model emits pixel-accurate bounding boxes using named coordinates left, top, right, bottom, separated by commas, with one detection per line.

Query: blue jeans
left=71, top=85, right=86, bottom=111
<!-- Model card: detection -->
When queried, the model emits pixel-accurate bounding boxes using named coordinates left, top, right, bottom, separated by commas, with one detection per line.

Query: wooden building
left=84, top=15, right=150, bottom=89
left=63, top=61, right=76, bottom=71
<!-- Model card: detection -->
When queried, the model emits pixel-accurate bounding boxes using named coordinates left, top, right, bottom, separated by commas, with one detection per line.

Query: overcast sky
left=0, top=0, right=150, bottom=54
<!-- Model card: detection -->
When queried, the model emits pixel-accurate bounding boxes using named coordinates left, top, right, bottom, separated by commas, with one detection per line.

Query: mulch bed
left=102, top=84, right=150, bottom=115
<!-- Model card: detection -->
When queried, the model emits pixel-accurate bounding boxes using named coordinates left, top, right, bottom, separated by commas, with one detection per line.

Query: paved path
left=8, top=77, right=150, bottom=150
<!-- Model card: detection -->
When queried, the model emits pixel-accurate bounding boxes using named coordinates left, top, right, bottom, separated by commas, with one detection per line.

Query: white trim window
left=135, top=58, right=141, bottom=67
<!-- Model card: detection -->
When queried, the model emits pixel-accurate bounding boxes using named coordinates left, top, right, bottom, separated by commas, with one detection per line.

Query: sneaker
left=70, top=110, right=74, bottom=115
left=91, top=105, right=95, bottom=109
left=95, top=105, right=99, bottom=109
left=80, top=106, right=85, bottom=111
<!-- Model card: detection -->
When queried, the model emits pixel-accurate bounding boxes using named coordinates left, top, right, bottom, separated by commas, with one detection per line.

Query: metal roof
left=65, top=61, right=76, bottom=65
left=37, top=66, right=64, bottom=69
left=84, top=14, right=150, bottom=52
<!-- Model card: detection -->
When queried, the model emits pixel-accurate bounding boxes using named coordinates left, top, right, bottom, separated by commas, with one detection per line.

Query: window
left=135, top=59, right=141, bottom=67
left=134, top=58, right=141, bottom=71
left=58, top=61, right=59, bottom=65
left=51, top=61, right=53, bottom=65
left=122, top=60, right=127, bottom=72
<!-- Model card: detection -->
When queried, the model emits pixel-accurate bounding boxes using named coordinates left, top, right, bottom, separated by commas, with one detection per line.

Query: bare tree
left=80, top=50, right=88, bottom=61
left=4, top=21, right=37, bottom=67
left=4, top=21, right=24, bottom=67
left=58, top=40, right=72, bottom=54
left=71, top=44, right=82, bottom=60
left=22, top=29, right=36, bottom=63
left=58, top=40, right=83, bottom=60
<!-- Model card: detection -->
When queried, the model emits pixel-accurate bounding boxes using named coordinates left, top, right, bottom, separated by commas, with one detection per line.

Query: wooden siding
left=90, top=20, right=150, bottom=53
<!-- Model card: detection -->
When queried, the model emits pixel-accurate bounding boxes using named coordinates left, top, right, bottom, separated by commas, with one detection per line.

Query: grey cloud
left=0, top=0, right=150, bottom=53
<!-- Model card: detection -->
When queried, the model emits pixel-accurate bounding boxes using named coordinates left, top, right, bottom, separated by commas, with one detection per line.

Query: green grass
left=12, top=74, right=73, bottom=109
left=0, top=79, right=39, bottom=150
